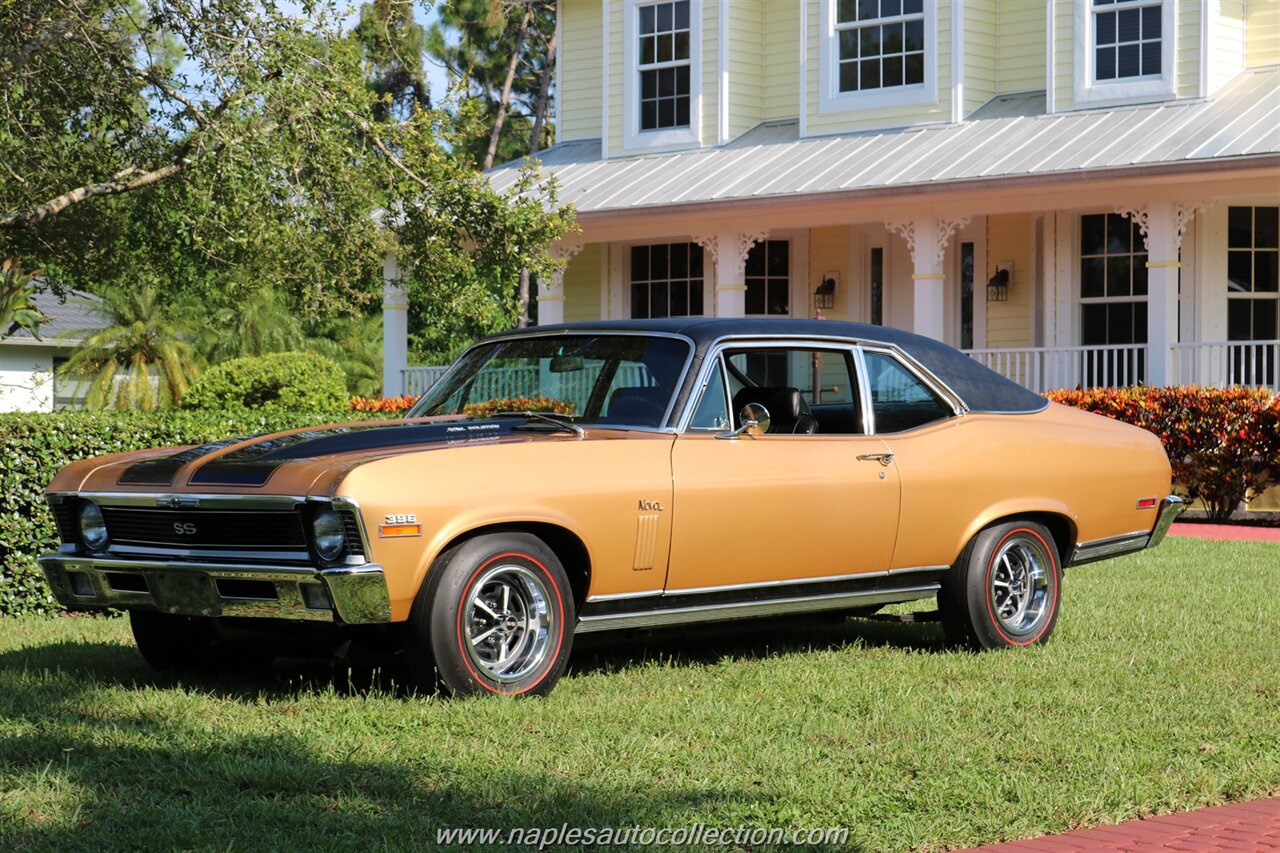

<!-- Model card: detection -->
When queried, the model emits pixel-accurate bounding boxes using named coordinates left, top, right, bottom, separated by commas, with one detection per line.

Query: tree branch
left=0, top=163, right=186, bottom=229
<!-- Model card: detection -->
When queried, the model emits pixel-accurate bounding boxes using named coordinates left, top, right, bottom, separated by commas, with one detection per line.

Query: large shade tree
left=1, top=0, right=572, bottom=386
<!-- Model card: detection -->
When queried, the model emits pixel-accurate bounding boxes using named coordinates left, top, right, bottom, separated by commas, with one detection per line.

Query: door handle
left=857, top=452, right=895, bottom=466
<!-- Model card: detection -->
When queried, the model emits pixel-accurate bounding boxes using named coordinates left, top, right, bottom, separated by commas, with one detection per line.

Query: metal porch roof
left=489, top=66, right=1280, bottom=215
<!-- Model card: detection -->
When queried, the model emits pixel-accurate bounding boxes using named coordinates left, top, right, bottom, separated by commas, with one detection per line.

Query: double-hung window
left=625, top=0, right=700, bottom=151
left=819, top=0, right=935, bottom=113
left=1075, top=0, right=1174, bottom=105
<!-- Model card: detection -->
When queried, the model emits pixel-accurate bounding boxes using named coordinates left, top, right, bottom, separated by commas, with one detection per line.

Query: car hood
left=58, top=416, right=594, bottom=496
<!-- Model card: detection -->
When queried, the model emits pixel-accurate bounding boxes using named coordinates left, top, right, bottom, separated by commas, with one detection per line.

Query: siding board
left=559, top=0, right=603, bottom=141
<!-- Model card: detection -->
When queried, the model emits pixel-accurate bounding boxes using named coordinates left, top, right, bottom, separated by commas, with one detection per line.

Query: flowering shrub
left=1046, top=386, right=1280, bottom=520
left=350, top=395, right=418, bottom=414
left=462, top=396, right=576, bottom=418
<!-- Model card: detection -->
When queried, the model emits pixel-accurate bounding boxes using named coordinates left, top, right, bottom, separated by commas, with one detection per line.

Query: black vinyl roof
left=487, top=318, right=1049, bottom=415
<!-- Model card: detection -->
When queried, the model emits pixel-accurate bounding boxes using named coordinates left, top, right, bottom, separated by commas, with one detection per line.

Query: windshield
left=406, top=334, right=692, bottom=429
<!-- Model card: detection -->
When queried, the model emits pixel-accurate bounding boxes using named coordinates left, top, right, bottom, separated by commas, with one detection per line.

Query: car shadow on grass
left=0, top=611, right=954, bottom=702
left=568, top=612, right=952, bottom=678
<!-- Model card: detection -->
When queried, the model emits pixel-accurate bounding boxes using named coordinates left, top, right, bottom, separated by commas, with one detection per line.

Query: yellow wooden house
left=386, top=0, right=1280, bottom=399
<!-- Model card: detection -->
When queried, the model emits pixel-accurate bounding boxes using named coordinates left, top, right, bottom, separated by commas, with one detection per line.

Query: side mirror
left=716, top=403, right=771, bottom=440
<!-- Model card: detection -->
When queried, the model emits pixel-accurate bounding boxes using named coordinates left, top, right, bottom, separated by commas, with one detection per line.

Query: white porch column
left=1144, top=202, right=1179, bottom=387
left=1118, top=200, right=1209, bottom=386
left=695, top=230, right=767, bottom=317
left=887, top=216, right=969, bottom=340
left=381, top=251, right=408, bottom=397
left=538, top=240, right=585, bottom=326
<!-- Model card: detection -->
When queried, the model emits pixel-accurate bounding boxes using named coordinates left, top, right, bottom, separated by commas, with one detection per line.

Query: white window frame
left=1074, top=0, right=1175, bottom=107
left=623, top=0, right=702, bottom=153
left=818, top=0, right=937, bottom=114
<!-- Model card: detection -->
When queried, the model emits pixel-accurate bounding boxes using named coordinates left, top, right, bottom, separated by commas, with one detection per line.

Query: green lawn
left=1, top=538, right=1277, bottom=851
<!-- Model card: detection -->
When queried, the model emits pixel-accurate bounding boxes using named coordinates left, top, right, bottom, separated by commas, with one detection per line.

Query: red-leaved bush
left=1046, top=387, right=1280, bottom=520
left=350, top=395, right=418, bottom=414
left=461, top=396, right=577, bottom=418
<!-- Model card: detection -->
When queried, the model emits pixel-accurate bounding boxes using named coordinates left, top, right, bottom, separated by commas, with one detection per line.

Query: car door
left=664, top=343, right=901, bottom=593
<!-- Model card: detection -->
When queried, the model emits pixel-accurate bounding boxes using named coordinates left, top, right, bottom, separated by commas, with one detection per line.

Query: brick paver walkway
left=1166, top=522, right=1280, bottom=543
left=960, top=797, right=1280, bottom=852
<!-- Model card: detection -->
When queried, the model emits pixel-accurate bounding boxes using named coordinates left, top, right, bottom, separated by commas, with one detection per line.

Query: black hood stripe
left=116, top=435, right=259, bottom=486
left=187, top=420, right=519, bottom=487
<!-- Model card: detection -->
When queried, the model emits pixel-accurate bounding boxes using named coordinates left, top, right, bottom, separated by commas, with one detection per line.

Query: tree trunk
left=529, top=26, right=557, bottom=155
left=517, top=268, right=531, bottom=328
left=482, top=4, right=533, bottom=171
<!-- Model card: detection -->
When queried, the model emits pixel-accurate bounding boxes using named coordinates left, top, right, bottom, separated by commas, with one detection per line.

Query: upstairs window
left=819, top=0, right=936, bottom=113
left=835, top=0, right=925, bottom=93
left=625, top=0, right=701, bottom=152
left=1075, top=0, right=1173, bottom=106
left=1093, top=0, right=1162, bottom=81
left=638, top=1, right=691, bottom=131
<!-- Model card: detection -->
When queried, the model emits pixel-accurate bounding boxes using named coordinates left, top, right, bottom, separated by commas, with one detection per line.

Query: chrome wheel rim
left=463, top=564, right=555, bottom=683
left=989, top=535, right=1053, bottom=637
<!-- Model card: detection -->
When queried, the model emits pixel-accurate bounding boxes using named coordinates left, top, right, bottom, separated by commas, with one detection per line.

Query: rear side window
left=864, top=351, right=952, bottom=433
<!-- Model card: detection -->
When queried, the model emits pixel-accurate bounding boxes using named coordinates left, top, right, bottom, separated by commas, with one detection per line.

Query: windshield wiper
left=488, top=411, right=586, bottom=438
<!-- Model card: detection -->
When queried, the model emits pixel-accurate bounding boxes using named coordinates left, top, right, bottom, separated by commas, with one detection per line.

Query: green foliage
left=0, top=409, right=378, bottom=616
left=183, top=352, right=349, bottom=415
left=1046, top=386, right=1280, bottom=520
left=0, top=257, right=49, bottom=339
left=354, top=0, right=431, bottom=120
left=194, top=287, right=308, bottom=364
left=57, top=285, right=201, bottom=410
left=1, top=1, right=572, bottom=334
left=426, top=0, right=557, bottom=163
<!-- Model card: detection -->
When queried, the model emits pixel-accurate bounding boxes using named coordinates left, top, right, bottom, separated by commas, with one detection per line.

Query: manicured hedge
left=0, top=410, right=378, bottom=617
left=1046, top=386, right=1280, bottom=520
left=184, top=352, right=348, bottom=415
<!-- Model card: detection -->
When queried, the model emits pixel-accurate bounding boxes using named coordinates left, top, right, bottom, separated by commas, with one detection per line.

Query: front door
left=665, top=345, right=901, bottom=592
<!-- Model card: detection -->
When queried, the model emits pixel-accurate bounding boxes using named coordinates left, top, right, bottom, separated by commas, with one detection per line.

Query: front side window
left=863, top=350, right=951, bottom=433
left=717, top=347, right=864, bottom=435
left=638, top=0, right=691, bottom=131
left=835, top=0, right=925, bottom=93
left=631, top=242, right=704, bottom=319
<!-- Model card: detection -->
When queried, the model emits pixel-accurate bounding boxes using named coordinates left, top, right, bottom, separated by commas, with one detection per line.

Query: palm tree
left=59, top=285, right=201, bottom=410
left=195, top=287, right=307, bottom=364
left=307, top=313, right=383, bottom=398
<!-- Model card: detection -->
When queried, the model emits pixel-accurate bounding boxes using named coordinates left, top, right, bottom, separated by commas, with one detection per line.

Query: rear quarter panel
left=888, top=402, right=1172, bottom=569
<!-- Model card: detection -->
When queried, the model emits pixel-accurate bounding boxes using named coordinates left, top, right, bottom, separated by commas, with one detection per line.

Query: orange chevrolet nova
left=40, top=319, right=1181, bottom=696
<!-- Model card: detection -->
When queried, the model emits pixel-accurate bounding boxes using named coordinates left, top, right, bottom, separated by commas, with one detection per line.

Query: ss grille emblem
left=173, top=522, right=198, bottom=536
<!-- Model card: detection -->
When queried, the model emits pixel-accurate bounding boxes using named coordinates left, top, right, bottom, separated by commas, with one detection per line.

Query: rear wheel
left=406, top=533, right=575, bottom=697
left=939, top=521, right=1062, bottom=649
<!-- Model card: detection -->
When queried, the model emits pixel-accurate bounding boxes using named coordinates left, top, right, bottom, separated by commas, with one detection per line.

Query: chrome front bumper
left=1069, top=494, right=1185, bottom=566
left=37, top=554, right=392, bottom=624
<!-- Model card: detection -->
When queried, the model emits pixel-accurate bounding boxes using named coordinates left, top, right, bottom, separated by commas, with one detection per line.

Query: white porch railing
left=401, top=366, right=450, bottom=397
left=963, top=344, right=1147, bottom=393
left=1171, top=340, right=1279, bottom=388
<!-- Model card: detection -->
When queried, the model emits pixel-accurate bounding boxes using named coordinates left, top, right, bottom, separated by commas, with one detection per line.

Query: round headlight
left=311, top=507, right=346, bottom=561
left=78, top=501, right=109, bottom=552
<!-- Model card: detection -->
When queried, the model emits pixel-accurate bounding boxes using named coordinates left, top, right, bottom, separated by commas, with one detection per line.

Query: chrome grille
left=339, top=511, right=365, bottom=558
left=51, top=502, right=78, bottom=543
left=100, top=507, right=306, bottom=551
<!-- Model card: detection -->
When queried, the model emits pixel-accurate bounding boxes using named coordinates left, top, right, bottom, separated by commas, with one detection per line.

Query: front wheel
left=406, top=533, right=575, bottom=697
left=939, top=521, right=1062, bottom=649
